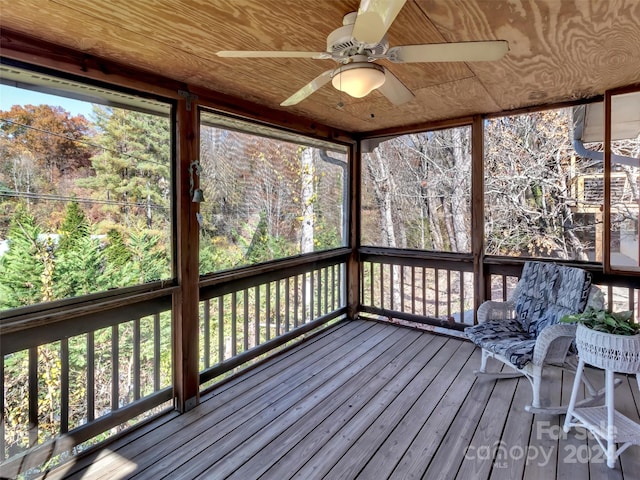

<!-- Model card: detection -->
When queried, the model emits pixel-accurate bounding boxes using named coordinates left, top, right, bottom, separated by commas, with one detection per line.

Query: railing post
left=174, top=92, right=200, bottom=412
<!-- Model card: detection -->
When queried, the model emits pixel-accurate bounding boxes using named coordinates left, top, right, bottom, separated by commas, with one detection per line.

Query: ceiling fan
left=216, top=0, right=508, bottom=107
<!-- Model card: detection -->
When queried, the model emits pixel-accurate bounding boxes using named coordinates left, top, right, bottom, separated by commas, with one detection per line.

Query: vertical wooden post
left=603, top=93, right=612, bottom=274
left=471, top=115, right=485, bottom=322
left=346, top=140, right=361, bottom=319
left=174, top=93, right=200, bottom=412
left=595, top=209, right=604, bottom=263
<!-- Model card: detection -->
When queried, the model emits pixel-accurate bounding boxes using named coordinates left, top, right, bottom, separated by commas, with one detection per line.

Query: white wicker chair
left=467, top=261, right=608, bottom=414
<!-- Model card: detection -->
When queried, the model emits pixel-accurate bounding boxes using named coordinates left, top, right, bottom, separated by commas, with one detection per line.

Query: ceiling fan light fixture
left=331, top=63, right=385, bottom=98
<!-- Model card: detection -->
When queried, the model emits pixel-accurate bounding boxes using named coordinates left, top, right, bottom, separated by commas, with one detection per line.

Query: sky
left=0, top=84, right=95, bottom=117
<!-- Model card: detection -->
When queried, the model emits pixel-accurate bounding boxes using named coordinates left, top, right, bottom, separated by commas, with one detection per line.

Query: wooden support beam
left=604, top=93, right=612, bottom=274
left=347, top=141, right=361, bottom=319
left=471, top=115, right=485, bottom=320
left=174, top=94, right=200, bottom=412
left=0, top=29, right=182, bottom=100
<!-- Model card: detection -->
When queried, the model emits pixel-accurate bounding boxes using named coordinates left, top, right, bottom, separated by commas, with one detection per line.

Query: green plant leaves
left=560, top=306, right=639, bottom=336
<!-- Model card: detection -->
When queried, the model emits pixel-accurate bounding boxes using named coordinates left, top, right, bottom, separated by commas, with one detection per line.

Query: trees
left=198, top=123, right=346, bottom=273
left=0, top=204, right=44, bottom=308
left=484, top=109, right=592, bottom=259
left=100, top=229, right=134, bottom=286
left=53, top=201, right=103, bottom=299
left=1, top=102, right=173, bottom=309
left=77, top=106, right=170, bottom=230
left=300, top=147, right=314, bottom=254
left=362, top=127, right=472, bottom=252
left=0, top=104, right=92, bottom=184
left=127, top=230, right=171, bottom=283
left=0, top=104, right=94, bottom=233
left=0, top=97, right=177, bottom=465
left=360, top=110, right=603, bottom=261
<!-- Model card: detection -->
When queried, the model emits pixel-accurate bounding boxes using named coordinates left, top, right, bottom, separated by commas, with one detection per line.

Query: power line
left=1, top=190, right=170, bottom=210
left=0, top=118, right=170, bottom=169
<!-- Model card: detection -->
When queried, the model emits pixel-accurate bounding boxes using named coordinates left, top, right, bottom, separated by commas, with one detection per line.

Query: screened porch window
left=361, top=126, right=472, bottom=252
left=0, top=66, right=173, bottom=310
left=198, top=110, right=348, bottom=275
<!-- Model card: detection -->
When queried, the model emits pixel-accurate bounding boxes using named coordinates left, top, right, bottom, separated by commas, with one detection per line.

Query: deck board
left=557, top=370, right=589, bottom=480
left=321, top=337, right=464, bottom=480
left=226, top=331, right=448, bottom=479
left=50, top=319, right=639, bottom=480
left=129, top=322, right=399, bottom=479
left=420, top=360, right=497, bottom=479
left=488, top=377, right=534, bottom=480
left=389, top=346, right=481, bottom=479
left=289, top=335, right=450, bottom=479
left=217, top=328, right=434, bottom=479
left=188, top=327, right=424, bottom=479
left=522, top=367, right=562, bottom=480
left=354, top=340, right=475, bottom=479
left=61, top=320, right=377, bottom=480
left=455, top=368, right=519, bottom=480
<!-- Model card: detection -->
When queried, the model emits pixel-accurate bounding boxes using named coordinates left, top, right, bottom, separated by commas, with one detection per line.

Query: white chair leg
left=531, top=370, right=541, bottom=408
left=479, top=349, right=489, bottom=373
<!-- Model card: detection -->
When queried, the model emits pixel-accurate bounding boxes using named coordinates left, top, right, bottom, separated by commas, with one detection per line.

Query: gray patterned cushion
left=465, top=320, right=536, bottom=368
left=515, top=262, right=591, bottom=336
left=466, top=261, right=592, bottom=368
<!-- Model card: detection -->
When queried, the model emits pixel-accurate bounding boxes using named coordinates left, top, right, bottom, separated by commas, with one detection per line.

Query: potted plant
left=561, top=307, right=640, bottom=373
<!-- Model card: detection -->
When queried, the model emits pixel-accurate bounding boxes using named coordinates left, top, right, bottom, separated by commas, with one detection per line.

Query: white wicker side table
left=563, top=324, right=640, bottom=469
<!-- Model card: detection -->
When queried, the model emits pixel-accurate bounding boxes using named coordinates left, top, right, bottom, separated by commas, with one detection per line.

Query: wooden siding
left=47, top=320, right=639, bottom=479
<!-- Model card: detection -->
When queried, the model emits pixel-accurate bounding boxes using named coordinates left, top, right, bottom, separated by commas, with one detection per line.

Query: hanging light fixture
left=331, top=62, right=386, bottom=98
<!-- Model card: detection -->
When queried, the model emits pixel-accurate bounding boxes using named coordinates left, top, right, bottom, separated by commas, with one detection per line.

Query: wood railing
left=0, top=250, right=350, bottom=476
left=360, top=248, right=640, bottom=329
left=359, top=248, right=475, bottom=331
left=2, top=248, right=637, bottom=476
left=0, top=287, right=175, bottom=477
left=484, top=257, right=640, bottom=319
left=198, top=249, right=350, bottom=386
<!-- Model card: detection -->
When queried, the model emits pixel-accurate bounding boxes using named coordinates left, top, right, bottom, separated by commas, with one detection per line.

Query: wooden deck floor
left=50, top=319, right=640, bottom=480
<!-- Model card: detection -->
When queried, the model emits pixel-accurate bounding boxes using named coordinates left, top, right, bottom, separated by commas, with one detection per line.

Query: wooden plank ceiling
left=1, top=0, right=639, bottom=134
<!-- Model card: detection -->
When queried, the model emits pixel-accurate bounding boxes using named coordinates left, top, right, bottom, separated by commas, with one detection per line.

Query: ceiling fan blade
left=217, top=51, right=330, bottom=59
left=388, top=40, right=509, bottom=63
left=377, top=68, right=414, bottom=105
left=352, top=0, right=407, bottom=45
left=281, top=70, right=334, bottom=106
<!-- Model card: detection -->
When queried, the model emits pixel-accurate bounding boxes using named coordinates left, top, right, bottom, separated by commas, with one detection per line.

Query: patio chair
left=465, top=261, right=607, bottom=414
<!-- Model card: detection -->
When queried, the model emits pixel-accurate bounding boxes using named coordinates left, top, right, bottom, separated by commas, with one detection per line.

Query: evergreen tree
left=245, top=211, right=270, bottom=264
left=53, top=235, right=104, bottom=298
left=77, top=106, right=170, bottom=230
left=58, top=200, right=90, bottom=251
left=127, top=229, right=170, bottom=283
left=244, top=210, right=295, bottom=264
left=0, top=205, right=44, bottom=308
left=100, top=228, right=135, bottom=287
left=40, top=236, right=55, bottom=302
left=104, top=228, right=132, bottom=266
left=199, top=230, right=243, bottom=275
left=52, top=202, right=103, bottom=299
